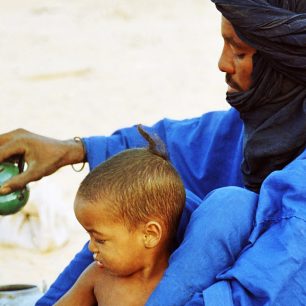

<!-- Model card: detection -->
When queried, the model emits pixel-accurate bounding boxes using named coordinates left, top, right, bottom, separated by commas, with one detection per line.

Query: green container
left=0, top=162, right=30, bottom=215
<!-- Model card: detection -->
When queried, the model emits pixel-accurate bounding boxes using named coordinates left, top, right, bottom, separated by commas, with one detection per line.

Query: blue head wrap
left=211, top=0, right=306, bottom=192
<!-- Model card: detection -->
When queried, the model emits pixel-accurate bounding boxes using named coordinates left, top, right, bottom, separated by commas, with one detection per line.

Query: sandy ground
left=0, top=0, right=229, bottom=295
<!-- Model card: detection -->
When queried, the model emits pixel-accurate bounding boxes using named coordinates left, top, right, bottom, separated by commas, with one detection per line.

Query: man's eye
left=235, top=53, right=246, bottom=59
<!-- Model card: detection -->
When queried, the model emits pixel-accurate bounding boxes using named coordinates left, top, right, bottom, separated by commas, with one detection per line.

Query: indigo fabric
left=212, top=0, right=306, bottom=192
left=200, top=154, right=306, bottom=306
left=147, top=187, right=258, bottom=305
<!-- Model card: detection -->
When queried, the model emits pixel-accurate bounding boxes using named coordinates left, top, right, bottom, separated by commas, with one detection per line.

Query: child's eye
left=95, top=238, right=105, bottom=244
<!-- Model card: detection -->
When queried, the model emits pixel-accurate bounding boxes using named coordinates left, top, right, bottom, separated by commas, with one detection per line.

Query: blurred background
left=0, top=0, right=228, bottom=292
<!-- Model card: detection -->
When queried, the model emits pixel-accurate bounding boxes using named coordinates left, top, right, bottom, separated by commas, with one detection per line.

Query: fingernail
left=0, top=186, right=11, bottom=194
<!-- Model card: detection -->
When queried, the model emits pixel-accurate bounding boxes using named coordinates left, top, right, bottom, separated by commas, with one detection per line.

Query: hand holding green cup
left=0, top=162, right=29, bottom=215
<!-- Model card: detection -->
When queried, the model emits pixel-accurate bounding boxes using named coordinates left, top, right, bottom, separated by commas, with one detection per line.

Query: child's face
left=74, top=196, right=147, bottom=277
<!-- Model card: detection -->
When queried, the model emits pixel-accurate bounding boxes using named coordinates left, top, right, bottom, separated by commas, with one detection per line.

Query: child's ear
left=143, top=221, right=162, bottom=248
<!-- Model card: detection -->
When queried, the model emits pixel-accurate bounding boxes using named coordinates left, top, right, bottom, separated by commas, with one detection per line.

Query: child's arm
left=54, top=263, right=97, bottom=306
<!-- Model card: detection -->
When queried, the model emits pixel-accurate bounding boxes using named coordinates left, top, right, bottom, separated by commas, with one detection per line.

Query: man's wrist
left=62, top=138, right=87, bottom=167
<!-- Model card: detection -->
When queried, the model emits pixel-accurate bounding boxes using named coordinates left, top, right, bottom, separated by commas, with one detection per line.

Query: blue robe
left=36, top=108, right=306, bottom=305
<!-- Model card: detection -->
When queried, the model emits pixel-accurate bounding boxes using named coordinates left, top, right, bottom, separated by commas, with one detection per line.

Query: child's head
left=74, top=127, right=185, bottom=276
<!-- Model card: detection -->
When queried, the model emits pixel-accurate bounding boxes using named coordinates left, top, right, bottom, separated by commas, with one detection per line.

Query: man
left=0, top=0, right=305, bottom=305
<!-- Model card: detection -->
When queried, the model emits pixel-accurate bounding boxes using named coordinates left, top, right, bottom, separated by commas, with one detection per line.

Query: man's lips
left=226, top=74, right=242, bottom=93
left=227, top=84, right=237, bottom=93
left=226, top=80, right=240, bottom=93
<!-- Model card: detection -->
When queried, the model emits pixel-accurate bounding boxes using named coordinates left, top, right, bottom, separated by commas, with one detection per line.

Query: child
left=55, top=126, right=186, bottom=306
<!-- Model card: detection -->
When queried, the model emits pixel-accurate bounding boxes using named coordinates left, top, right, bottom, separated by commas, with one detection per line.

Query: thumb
left=0, top=168, right=40, bottom=194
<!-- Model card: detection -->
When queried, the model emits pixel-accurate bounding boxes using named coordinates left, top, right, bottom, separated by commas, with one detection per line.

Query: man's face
left=219, top=17, right=257, bottom=93
left=74, top=196, right=147, bottom=277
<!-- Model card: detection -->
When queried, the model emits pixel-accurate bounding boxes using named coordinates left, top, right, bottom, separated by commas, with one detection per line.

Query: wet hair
left=77, top=125, right=186, bottom=242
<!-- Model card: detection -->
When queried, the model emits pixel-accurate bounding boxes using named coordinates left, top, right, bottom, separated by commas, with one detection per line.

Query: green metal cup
left=0, top=162, right=30, bottom=216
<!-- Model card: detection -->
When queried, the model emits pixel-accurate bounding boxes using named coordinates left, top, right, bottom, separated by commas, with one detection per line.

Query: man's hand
left=0, top=129, right=86, bottom=194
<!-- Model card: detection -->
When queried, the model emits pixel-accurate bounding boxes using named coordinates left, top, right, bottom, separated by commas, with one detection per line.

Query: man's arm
left=0, top=108, right=243, bottom=199
left=185, top=216, right=306, bottom=306
left=204, top=156, right=306, bottom=305
left=185, top=153, right=306, bottom=306
left=54, top=263, right=97, bottom=306
left=84, top=108, right=243, bottom=199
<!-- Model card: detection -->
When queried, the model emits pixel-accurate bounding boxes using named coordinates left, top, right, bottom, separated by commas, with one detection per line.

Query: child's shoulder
left=87, top=263, right=117, bottom=291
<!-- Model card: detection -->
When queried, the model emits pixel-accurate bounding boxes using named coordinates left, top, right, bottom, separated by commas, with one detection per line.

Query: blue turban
left=211, top=0, right=306, bottom=192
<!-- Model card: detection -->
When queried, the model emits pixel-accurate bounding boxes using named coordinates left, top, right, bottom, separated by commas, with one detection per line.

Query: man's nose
left=218, top=45, right=235, bottom=74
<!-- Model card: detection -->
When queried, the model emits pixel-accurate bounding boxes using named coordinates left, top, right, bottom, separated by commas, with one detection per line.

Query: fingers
left=0, top=143, right=26, bottom=194
left=0, top=129, right=62, bottom=194
left=0, top=128, right=27, bottom=146
left=0, top=167, right=41, bottom=195
left=0, top=142, right=25, bottom=163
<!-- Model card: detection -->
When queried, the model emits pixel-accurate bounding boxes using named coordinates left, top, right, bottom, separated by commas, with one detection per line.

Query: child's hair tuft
left=137, top=124, right=168, bottom=161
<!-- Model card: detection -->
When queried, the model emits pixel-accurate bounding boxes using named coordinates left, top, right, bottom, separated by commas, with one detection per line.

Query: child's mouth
left=93, top=253, right=104, bottom=268
left=95, top=260, right=104, bottom=268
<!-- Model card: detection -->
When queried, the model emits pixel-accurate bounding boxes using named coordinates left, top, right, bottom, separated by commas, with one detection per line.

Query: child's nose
left=88, top=239, right=98, bottom=254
